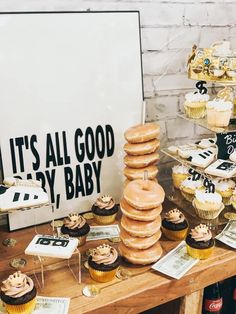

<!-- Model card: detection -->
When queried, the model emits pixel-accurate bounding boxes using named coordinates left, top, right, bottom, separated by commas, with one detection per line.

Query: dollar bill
left=152, top=241, right=199, bottom=280
left=87, top=225, right=120, bottom=241
left=215, top=220, right=236, bottom=249
left=0, top=297, right=70, bottom=314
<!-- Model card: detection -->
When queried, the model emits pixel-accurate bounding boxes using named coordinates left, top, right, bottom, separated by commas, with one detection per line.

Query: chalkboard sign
left=216, top=131, right=236, bottom=160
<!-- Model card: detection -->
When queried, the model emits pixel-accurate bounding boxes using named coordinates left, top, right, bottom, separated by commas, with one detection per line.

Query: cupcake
left=172, top=164, right=189, bottom=189
left=92, top=195, right=118, bottom=224
left=230, top=188, right=236, bottom=210
left=212, top=178, right=235, bottom=205
left=61, top=213, right=90, bottom=246
left=0, top=271, right=37, bottom=314
left=206, top=99, right=233, bottom=127
left=193, top=190, right=224, bottom=219
left=162, top=208, right=188, bottom=241
left=180, top=177, right=203, bottom=202
left=186, top=224, right=214, bottom=259
left=184, top=91, right=209, bottom=119
left=88, top=244, right=121, bottom=282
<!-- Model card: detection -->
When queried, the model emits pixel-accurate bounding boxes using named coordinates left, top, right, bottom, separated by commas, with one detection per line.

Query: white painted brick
left=153, top=73, right=195, bottom=92
left=229, top=27, right=236, bottom=49
left=195, top=125, right=214, bottom=136
left=146, top=95, right=179, bottom=122
left=143, top=49, right=189, bottom=75
left=143, top=75, right=155, bottom=98
left=199, top=27, right=230, bottom=47
left=168, top=26, right=200, bottom=49
left=185, top=4, right=236, bottom=26
left=167, top=117, right=194, bottom=140
left=141, top=27, right=169, bottom=51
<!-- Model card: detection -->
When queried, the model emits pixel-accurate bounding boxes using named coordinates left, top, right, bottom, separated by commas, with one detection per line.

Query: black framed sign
left=0, top=11, right=143, bottom=230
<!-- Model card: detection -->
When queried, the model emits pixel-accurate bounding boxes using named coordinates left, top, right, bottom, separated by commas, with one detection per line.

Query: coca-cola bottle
left=202, top=282, right=223, bottom=313
left=232, top=276, right=236, bottom=314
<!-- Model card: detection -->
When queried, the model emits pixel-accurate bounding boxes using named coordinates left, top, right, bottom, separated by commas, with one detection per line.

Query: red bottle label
left=233, top=288, right=236, bottom=300
left=204, top=298, right=223, bottom=312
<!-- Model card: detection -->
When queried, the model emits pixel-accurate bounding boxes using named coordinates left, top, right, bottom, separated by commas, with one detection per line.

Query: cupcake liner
left=77, top=235, right=87, bottom=247
left=93, top=213, right=117, bottom=225
left=186, top=243, right=214, bottom=260
left=88, top=267, right=118, bottom=282
left=180, top=190, right=195, bottom=202
left=222, top=196, right=232, bottom=206
left=207, top=109, right=231, bottom=127
left=162, top=226, right=188, bottom=241
left=192, top=199, right=224, bottom=219
left=184, top=104, right=206, bottom=119
left=172, top=173, right=189, bottom=190
left=3, top=297, right=36, bottom=314
left=231, top=200, right=236, bottom=211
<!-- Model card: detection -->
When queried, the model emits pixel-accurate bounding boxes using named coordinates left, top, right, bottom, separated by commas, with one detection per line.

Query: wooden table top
left=0, top=206, right=236, bottom=314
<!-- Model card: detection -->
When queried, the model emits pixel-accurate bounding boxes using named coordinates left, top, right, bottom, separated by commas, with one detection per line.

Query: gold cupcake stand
left=161, top=43, right=236, bottom=228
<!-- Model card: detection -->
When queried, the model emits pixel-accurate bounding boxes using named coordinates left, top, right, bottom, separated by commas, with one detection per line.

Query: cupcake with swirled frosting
left=162, top=208, right=188, bottom=241
left=61, top=213, right=90, bottom=246
left=92, top=195, right=119, bottom=224
left=88, top=244, right=121, bottom=282
left=193, top=190, right=224, bottom=219
left=186, top=224, right=214, bottom=259
left=212, top=178, right=235, bottom=205
left=184, top=91, right=209, bottom=119
left=0, top=271, right=37, bottom=314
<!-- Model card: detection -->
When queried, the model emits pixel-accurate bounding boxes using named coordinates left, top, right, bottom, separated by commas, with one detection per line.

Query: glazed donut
left=124, top=139, right=160, bottom=156
left=119, top=241, right=163, bottom=265
left=124, top=179, right=165, bottom=209
left=121, top=215, right=161, bottom=237
left=124, top=178, right=158, bottom=187
left=120, top=198, right=162, bottom=221
left=120, top=228, right=161, bottom=250
left=124, top=152, right=159, bottom=169
left=124, top=123, right=160, bottom=144
left=124, top=165, right=158, bottom=180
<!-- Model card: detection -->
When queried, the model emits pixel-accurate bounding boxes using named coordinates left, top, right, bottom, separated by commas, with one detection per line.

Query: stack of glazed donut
left=123, top=123, right=160, bottom=184
left=119, top=179, right=165, bottom=265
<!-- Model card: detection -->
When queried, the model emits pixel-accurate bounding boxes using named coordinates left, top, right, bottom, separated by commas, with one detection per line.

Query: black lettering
left=30, top=135, right=40, bottom=171
left=85, top=127, right=95, bottom=161
left=75, top=165, right=85, bottom=197
left=84, top=163, right=94, bottom=195
left=15, top=137, right=25, bottom=172
left=63, top=131, right=71, bottom=164
left=46, top=134, right=57, bottom=168
left=64, top=167, right=74, bottom=200
left=9, top=138, right=17, bottom=173
left=35, top=172, right=46, bottom=190
left=55, top=132, right=63, bottom=166
left=95, top=126, right=105, bottom=159
left=93, top=160, right=102, bottom=193
left=105, top=125, right=115, bottom=157
left=74, top=128, right=85, bottom=162
left=45, top=169, right=56, bottom=203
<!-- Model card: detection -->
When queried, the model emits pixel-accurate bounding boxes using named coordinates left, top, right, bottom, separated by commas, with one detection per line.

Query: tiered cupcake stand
left=162, top=43, right=236, bottom=229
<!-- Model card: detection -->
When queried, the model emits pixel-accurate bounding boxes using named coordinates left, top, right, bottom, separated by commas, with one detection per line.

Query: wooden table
left=0, top=207, right=236, bottom=314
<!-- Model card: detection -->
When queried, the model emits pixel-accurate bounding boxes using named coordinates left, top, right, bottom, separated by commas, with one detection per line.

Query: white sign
left=0, top=12, right=143, bottom=230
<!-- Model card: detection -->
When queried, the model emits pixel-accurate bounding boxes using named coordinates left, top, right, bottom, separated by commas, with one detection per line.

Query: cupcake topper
left=101, top=195, right=112, bottom=203
left=195, top=80, right=207, bottom=95
left=141, top=101, right=146, bottom=125
left=97, top=244, right=111, bottom=255
left=188, top=168, right=201, bottom=181
left=68, top=213, right=80, bottom=222
left=8, top=271, right=25, bottom=287
left=203, top=177, right=215, bottom=193
left=195, top=224, right=209, bottom=234
left=217, top=86, right=233, bottom=101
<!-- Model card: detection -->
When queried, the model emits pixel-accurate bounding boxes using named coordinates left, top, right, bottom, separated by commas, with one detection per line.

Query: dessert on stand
left=162, top=41, right=236, bottom=228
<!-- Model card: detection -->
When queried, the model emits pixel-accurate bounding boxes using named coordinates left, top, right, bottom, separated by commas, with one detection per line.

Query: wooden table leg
left=179, top=289, right=203, bottom=314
